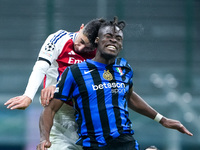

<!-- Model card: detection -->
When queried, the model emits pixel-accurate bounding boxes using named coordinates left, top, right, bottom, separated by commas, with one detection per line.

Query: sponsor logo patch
left=68, top=50, right=76, bottom=55
left=92, top=82, right=126, bottom=94
left=84, top=69, right=95, bottom=74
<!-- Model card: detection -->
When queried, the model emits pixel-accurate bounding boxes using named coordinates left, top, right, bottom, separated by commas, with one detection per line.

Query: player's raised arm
left=128, top=89, right=193, bottom=136
left=4, top=60, right=50, bottom=110
left=159, top=117, right=193, bottom=136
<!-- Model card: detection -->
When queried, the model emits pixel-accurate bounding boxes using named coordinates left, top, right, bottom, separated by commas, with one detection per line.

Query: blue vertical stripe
left=82, top=66, right=106, bottom=146
left=50, top=30, right=67, bottom=44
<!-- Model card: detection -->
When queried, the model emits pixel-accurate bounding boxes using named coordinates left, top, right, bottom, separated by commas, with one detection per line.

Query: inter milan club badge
left=103, top=70, right=113, bottom=81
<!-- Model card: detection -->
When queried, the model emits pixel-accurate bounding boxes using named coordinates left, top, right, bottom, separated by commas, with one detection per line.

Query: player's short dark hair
left=83, top=18, right=106, bottom=48
left=99, top=16, right=126, bottom=32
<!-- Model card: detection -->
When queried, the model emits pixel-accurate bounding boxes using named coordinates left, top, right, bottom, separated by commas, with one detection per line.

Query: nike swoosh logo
left=84, top=69, right=95, bottom=74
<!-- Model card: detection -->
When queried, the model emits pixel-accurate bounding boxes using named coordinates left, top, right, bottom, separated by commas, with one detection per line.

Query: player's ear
left=80, top=24, right=84, bottom=30
left=95, top=37, right=99, bottom=44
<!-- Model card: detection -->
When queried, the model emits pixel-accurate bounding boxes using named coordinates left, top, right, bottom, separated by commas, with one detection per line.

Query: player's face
left=96, top=26, right=123, bottom=59
left=74, top=29, right=94, bottom=53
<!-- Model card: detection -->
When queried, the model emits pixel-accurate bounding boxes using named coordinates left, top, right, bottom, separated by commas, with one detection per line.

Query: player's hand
left=36, top=140, right=51, bottom=150
left=41, top=86, right=56, bottom=106
left=160, top=117, right=193, bottom=136
left=4, top=95, right=32, bottom=110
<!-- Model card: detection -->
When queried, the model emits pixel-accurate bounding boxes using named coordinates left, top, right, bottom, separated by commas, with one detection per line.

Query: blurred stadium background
left=0, top=0, right=199, bottom=150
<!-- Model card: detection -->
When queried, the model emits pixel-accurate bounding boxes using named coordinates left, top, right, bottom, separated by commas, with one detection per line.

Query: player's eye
left=116, top=36, right=122, bottom=42
left=105, top=34, right=112, bottom=39
left=80, top=39, right=85, bottom=44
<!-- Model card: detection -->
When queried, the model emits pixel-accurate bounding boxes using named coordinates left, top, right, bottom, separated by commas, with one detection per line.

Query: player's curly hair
left=83, top=18, right=106, bottom=48
left=100, top=16, right=126, bottom=32
left=82, top=17, right=125, bottom=48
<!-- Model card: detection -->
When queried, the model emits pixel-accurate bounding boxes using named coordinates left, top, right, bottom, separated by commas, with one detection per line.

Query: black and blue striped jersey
left=54, top=57, right=134, bottom=148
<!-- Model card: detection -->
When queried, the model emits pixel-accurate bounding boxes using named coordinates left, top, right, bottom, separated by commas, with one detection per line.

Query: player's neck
left=92, top=55, right=115, bottom=65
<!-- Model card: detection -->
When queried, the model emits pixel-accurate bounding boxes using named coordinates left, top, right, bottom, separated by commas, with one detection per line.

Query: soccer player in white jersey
left=5, top=18, right=105, bottom=150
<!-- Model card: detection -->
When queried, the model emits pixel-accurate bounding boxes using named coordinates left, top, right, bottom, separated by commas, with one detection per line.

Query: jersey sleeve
left=38, top=30, right=68, bottom=65
left=54, top=67, right=75, bottom=101
left=23, top=61, right=50, bottom=101
left=24, top=30, right=70, bottom=101
left=129, top=66, right=134, bottom=89
left=121, top=57, right=134, bottom=89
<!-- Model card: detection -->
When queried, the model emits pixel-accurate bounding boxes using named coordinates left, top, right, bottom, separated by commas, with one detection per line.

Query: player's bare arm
left=128, top=88, right=193, bottom=136
left=40, top=86, right=56, bottom=106
left=4, top=95, right=32, bottom=110
left=159, top=117, right=193, bottom=136
left=128, top=88, right=157, bottom=119
left=37, top=98, right=64, bottom=150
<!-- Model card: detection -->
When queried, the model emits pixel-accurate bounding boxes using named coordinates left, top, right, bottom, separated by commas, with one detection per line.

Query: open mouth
left=106, top=45, right=117, bottom=51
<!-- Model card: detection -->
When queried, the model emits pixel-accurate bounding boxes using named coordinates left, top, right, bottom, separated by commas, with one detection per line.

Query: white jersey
left=23, top=30, right=96, bottom=149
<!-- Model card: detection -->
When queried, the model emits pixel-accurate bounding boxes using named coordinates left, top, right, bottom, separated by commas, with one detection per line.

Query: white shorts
left=48, top=104, right=82, bottom=150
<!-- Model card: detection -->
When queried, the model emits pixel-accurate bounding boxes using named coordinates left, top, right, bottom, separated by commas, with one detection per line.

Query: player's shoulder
left=54, top=30, right=75, bottom=37
left=67, top=61, right=87, bottom=79
left=115, top=57, right=131, bottom=67
left=49, top=30, right=76, bottom=44
left=70, top=61, right=87, bottom=70
left=51, top=30, right=68, bottom=37
left=115, top=57, right=133, bottom=73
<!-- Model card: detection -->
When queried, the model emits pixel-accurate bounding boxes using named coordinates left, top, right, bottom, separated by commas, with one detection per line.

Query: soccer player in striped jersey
left=37, top=17, right=193, bottom=150
left=5, top=18, right=105, bottom=150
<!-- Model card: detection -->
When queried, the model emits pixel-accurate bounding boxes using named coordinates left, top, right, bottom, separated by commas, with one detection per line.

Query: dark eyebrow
left=105, top=33, right=113, bottom=36
left=105, top=33, right=123, bottom=39
left=116, top=35, right=123, bottom=39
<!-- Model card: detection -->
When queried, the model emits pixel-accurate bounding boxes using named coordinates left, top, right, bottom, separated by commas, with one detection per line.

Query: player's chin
left=77, top=49, right=92, bottom=54
left=102, top=53, right=118, bottom=60
left=74, top=48, right=85, bottom=53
